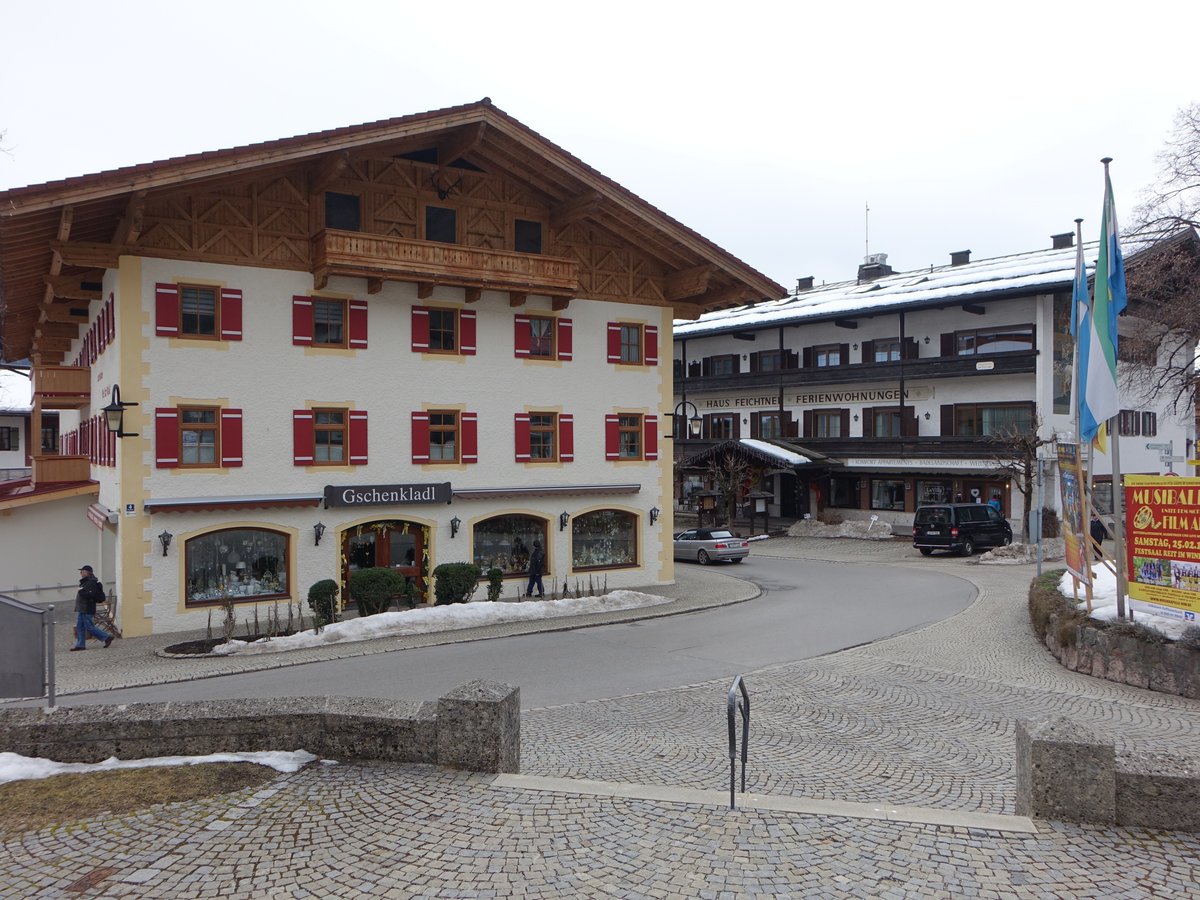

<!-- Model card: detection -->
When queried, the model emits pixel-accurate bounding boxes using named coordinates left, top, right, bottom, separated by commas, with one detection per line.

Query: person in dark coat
left=1089, top=514, right=1108, bottom=560
left=71, top=565, right=113, bottom=650
left=526, top=542, right=546, bottom=599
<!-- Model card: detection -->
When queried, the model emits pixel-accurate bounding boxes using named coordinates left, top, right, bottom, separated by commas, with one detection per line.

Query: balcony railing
left=313, top=229, right=580, bottom=297
left=32, top=455, right=90, bottom=484
left=32, top=366, right=90, bottom=409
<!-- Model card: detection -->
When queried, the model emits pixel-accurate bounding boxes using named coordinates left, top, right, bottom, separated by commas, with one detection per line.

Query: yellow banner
left=1124, top=475, right=1200, bottom=620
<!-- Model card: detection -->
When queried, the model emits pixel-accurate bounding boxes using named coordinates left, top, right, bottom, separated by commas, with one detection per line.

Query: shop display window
left=572, top=509, right=637, bottom=570
left=185, top=528, right=288, bottom=605
left=871, top=479, right=906, bottom=511
left=917, top=480, right=952, bottom=504
left=473, top=515, right=548, bottom=577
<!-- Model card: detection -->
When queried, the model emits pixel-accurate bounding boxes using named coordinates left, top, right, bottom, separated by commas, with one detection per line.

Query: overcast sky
left=2, top=1, right=1195, bottom=293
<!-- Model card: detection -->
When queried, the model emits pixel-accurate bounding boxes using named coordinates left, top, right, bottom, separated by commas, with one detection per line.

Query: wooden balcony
left=312, top=229, right=580, bottom=297
left=33, top=366, right=91, bottom=409
left=32, top=455, right=90, bottom=484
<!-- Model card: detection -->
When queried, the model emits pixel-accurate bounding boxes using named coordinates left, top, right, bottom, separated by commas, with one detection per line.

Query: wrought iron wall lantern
left=102, top=384, right=140, bottom=438
left=450, top=516, right=462, bottom=538
left=158, top=530, right=173, bottom=557
left=649, top=506, right=660, bottom=526
left=313, top=522, right=326, bottom=546
left=672, top=400, right=703, bottom=439
left=559, top=511, right=570, bottom=531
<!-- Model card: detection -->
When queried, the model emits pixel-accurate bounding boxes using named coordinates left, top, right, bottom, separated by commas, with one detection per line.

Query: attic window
left=325, top=193, right=361, bottom=232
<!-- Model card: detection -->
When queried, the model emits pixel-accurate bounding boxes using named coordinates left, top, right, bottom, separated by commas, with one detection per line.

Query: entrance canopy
left=681, top=439, right=838, bottom=470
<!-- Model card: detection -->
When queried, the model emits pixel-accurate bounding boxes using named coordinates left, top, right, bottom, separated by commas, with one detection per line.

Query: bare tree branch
left=985, top=418, right=1053, bottom=543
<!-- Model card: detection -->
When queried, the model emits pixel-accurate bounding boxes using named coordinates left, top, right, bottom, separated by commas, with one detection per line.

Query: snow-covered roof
left=0, top=368, right=32, bottom=414
left=738, top=439, right=811, bottom=465
left=675, top=235, right=1155, bottom=338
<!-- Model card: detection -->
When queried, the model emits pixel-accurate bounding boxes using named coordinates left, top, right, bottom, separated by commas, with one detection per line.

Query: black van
left=912, top=503, right=1013, bottom=556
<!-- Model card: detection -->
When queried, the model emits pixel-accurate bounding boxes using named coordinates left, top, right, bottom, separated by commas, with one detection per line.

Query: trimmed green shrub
left=486, top=567, right=504, bottom=602
left=307, top=579, right=340, bottom=627
left=348, top=567, right=406, bottom=616
left=433, top=562, right=482, bottom=605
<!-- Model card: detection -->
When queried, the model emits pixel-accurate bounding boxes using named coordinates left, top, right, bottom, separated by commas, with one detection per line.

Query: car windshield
left=915, top=508, right=950, bottom=526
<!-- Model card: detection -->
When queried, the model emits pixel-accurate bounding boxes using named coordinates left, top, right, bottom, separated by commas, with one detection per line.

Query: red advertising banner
left=1124, top=475, right=1200, bottom=621
left=1057, top=443, right=1090, bottom=584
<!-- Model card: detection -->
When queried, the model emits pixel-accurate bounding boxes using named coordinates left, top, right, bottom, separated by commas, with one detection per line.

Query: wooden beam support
left=42, top=272, right=103, bottom=302
left=551, top=297, right=571, bottom=311
left=366, top=277, right=383, bottom=295
left=309, top=150, right=351, bottom=195
left=672, top=302, right=704, bottom=321
left=688, top=283, right=752, bottom=310
left=35, top=322, right=82, bottom=341
left=39, top=304, right=90, bottom=325
left=50, top=240, right=122, bottom=270
left=508, top=292, right=527, bottom=308
left=417, top=282, right=435, bottom=299
left=962, top=303, right=986, bottom=316
left=665, top=264, right=716, bottom=301
left=464, top=287, right=482, bottom=304
left=436, top=123, right=486, bottom=168
left=834, top=319, right=858, bottom=330
left=550, top=191, right=603, bottom=230
left=112, top=190, right=147, bottom=245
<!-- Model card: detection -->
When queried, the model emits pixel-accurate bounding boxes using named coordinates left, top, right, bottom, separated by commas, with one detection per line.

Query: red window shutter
left=411, top=411, right=430, bottom=463
left=559, top=414, right=574, bottom=462
left=605, top=414, right=620, bottom=460
left=462, top=411, right=478, bottom=463
left=220, top=409, right=243, bottom=467
left=460, top=310, right=477, bottom=355
left=348, top=300, right=368, bottom=349
left=106, top=294, right=115, bottom=343
left=155, top=283, right=179, bottom=337
left=155, top=408, right=180, bottom=468
left=607, top=323, right=621, bottom=363
left=515, top=413, right=531, bottom=461
left=514, top=315, right=531, bottom=358
left=292, top=296, right=313, bottom=346
left=557, top=318, right=573, bottom=361
left=644, top=415, right=659, bottom=460
left=412, top=307, right=430, bottom=352
left=220, top=289, right=243, bottom=341
left=644, top=325, right=659, bottom=366
left=292, top=410, right=314, bottom=465
left=348, top=410, right=368, bottom=464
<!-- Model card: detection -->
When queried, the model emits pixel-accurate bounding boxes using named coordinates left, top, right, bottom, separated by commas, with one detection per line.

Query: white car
left=672, top=528, right=749, bottom=565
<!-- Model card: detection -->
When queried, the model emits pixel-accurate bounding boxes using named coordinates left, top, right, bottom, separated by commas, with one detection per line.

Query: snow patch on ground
left=0, top=749, right=319, bottom=785
left=1058, top=562, right=1193, bottom=642
left=210, top=590, right=673, bottom=656
left=786, top=518, right=896, bottom=541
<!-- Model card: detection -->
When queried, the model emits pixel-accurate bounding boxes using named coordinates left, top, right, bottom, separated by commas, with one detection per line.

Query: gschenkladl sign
left=1124, top=475, right=1200, bottom=621
left=324, top=482, right=452, bottom=507
left=1057, top=443, right=1089, bottom=585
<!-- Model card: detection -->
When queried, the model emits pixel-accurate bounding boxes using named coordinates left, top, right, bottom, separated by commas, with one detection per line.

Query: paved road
left=4, top=537, right=1199, bottom=897
left=44, top=555, right=975, bottom=709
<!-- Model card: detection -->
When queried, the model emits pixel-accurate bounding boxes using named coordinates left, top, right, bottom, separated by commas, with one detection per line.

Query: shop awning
left=452, top=483, right=640, bottom=500
left=144, top=492, right=324, bottom=513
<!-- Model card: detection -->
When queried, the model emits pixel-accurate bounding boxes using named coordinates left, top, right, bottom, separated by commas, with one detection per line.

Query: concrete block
left=437, top=680, right=520, bottom=773
left=1116, top=750, right=1200, bottom=832
left=1015, top=717, right=1115, bottom=824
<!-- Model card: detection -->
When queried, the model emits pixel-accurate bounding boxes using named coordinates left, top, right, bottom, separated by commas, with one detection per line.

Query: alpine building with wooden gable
left=0, top=99, right=784, bottom=635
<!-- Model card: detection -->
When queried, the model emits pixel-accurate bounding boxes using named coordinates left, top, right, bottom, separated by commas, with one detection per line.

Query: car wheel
left=730, top=557, right=743, bottom=564
left=698, top=550, right=710, bottom=565
left=960, top=537, right=975, bottom=557
left=1002, top=534, right=1012, bottom=546
left=919, top=548, right=934, bottom=556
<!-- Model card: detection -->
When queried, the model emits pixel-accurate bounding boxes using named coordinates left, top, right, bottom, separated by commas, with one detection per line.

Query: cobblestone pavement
left=4, top=537, right=1199, bottom=897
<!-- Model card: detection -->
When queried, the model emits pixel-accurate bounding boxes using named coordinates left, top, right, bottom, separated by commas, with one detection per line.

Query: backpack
left=88, top=579, right=106, bottom=604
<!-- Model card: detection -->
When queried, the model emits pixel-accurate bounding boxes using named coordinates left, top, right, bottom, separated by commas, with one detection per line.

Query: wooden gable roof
left=0, top=99, right=785, bottom=362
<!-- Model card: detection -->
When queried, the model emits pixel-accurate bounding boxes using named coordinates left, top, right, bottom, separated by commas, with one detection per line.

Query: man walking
left=526, top=542, right=546, bottom=599
left=71, top=565, right=113, bottom=651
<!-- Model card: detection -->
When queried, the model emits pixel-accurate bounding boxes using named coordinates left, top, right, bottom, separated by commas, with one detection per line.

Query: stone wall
left=0, top=680, right=519, bottom=774
left=1016, top=718, right=1200, bottom=832
left=1041, top=611, right=1199, bottom=700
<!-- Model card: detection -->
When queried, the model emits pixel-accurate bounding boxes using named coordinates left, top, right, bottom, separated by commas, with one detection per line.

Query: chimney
left=795, top=276, right=814, bottom=293
left=857, top=252, right=893, bottom=283
left=1051, top=232, right=1074, bottom=250
left=950, top=249, right=971, bottom=267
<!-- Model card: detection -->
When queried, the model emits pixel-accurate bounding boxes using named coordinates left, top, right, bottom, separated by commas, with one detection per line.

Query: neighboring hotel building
left=0, top=100, right=784, bottom=635
left=673, top=236, right=1195, bottom=528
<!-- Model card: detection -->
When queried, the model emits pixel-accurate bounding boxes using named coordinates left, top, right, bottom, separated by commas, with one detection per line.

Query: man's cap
left=79, top=565, right=93, bottom=573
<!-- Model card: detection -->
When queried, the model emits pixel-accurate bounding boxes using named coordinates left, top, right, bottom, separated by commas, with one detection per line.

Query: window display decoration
left=473, top=514, right=548, bottom=576
left=186, top=528, right=288, bottom=604
left=572, top=509, right=637, bottom=570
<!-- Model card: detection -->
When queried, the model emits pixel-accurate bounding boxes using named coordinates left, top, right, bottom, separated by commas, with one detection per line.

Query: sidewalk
left=3, top=537, right=1199, bottom=898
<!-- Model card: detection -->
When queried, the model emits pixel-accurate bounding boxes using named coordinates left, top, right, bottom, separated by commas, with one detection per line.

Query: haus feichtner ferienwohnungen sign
left=324, top=483, right=452, bottom=508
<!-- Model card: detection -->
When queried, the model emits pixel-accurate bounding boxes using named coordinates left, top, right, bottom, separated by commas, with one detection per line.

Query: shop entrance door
left=343, top=521, right=425, bottom=603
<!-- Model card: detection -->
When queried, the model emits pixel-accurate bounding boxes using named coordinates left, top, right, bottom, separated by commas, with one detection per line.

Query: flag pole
left=1101, top=157, right=1129, bottom=620
left=1070, top=218, right=1090, bottom=608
